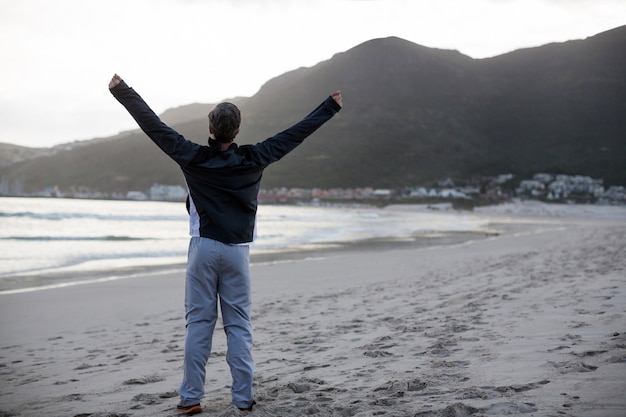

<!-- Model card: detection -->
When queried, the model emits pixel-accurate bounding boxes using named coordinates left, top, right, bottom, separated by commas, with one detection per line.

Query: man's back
left=110, top=78, right=341, bottom=243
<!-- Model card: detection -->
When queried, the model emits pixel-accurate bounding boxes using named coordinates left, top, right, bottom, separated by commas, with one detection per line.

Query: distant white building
left=600, top=186, right=625, bottom=203
left=517, top=180, right=545, bottom=196
left=149, top=183, right=187, bottom=201
left=127, top=191, right=147, bottom=200
left=496, top=173, right=514, bottom=184
left=439, top=188, right=470, bottom=199
left=547, top=175, right=604, bottom=199
left=372, top=189, right=392, bottom=198
left=409, top=187, right=428, bottom=198
left=533, top=173, right=554, bottom=184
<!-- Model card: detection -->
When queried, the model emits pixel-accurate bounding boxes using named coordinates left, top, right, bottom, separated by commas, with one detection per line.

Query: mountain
left=2, top=26, right=625, bottom=194
left=0, top=143, right=46, bottom=167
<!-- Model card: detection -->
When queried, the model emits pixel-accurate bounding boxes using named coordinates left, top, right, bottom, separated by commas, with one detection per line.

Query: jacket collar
left=208, top=137, right=237, bottom=152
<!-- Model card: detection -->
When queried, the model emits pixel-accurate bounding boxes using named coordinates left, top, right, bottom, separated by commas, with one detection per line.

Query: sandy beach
left=1, top=202, right=625, bottom=417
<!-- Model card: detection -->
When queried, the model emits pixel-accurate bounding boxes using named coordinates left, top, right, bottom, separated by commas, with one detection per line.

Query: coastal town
left=256, top=173, right=625, bottom=206
left=1, top=172, right=624, bottom=206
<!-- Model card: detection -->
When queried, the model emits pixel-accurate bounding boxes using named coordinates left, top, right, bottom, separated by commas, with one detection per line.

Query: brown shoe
left=176, top=403, right=202, bottom=415
left=238, top=400, right=256, bottom=413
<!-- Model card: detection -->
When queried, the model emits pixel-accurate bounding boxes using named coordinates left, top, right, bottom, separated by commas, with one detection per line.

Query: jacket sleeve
left=110, top=81, right=201, bottom=166
left=250, top=96, right=341, bottom=165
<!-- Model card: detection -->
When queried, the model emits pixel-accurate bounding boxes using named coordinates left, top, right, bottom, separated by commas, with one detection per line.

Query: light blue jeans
left=179, top=237, right=254, bottom=409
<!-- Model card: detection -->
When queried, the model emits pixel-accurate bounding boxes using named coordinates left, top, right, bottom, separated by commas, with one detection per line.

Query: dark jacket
left=110, top=81, right=341, bottom=244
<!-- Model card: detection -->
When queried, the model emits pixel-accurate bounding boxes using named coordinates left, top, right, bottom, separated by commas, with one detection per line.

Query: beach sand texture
left=1, top=203, right=625, bottom=417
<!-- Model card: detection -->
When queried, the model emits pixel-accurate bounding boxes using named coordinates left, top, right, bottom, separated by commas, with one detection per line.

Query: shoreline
left=2, top=200, right=624, bottom=295
left=8, top=197, right=626, bottom=296
left=0, top=229, right=502, bottom=294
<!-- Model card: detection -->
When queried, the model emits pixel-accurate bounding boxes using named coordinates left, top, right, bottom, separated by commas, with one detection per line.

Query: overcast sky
left=1, top=0, right=624, bottom=148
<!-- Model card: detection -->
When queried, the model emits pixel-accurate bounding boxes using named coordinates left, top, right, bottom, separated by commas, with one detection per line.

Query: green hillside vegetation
left=2, top=26, right=625, bottom=194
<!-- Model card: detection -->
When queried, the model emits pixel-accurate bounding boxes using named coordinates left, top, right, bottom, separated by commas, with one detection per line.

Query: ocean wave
left=0, top=235, right=148, bottom=242
left=0, top=211, right=186, bottom=222
left=0, top=247, right=187, bottom=279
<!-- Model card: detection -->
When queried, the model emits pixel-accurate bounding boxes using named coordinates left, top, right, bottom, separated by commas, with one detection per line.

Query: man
left=109, top=74, right=342, bottom=415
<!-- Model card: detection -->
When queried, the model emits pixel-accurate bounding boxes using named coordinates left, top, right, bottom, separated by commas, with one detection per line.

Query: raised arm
left=249, top=92, right=342, bottom=165
left=108, top=74, right=201, bottom=166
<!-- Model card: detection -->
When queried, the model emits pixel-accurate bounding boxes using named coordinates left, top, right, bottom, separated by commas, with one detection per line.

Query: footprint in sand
left=546, top=360, right=598, bottom=373
left=123, top=374, right=165, bottom=385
